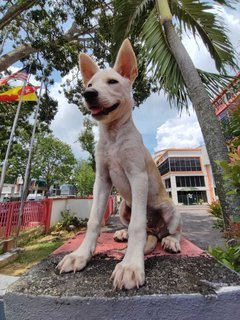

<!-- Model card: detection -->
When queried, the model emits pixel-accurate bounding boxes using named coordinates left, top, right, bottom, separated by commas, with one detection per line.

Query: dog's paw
left=56, top=253, right=89, bottom=274
left=114, top=229, right=128, bottom=242
left=111, top=262, right=145, bottom=290
left=161, top=235, right=181, bottom=253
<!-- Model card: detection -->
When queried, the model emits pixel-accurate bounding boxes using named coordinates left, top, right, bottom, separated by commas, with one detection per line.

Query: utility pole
left=15, top=77, right=45, bottom=247
left=0, top=81, right=28, bottom=198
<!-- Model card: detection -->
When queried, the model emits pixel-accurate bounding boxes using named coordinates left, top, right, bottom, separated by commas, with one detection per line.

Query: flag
left=0, top=86, right=39, bottom=102
left=0, top=66, right=30, bottom=86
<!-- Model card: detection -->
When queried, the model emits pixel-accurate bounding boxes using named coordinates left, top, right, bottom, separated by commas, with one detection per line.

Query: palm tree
left=113, top=0, right=239, bottom=228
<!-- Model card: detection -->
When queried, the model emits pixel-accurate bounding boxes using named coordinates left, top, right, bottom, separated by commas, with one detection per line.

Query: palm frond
left=141, top=7, right=236, bottom=109
left=141, top=7, right=189, bottom=109
left=170, top=0, right=238, bottom=71
left=112, top=0, right=153, bottom=57
left=197, top=69, right=235, bottom=100
left=213, top=0, right=239, bottom=9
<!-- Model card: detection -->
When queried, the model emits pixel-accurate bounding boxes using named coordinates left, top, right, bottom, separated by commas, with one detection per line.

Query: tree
left=32, top=134, right=76, bottom=191
left=0, top=1, right=153, bottom=111
left=78, top=117, right=96, bottom=170
left=113, top=0, right=239, bottom=228
left=218, top=105, right=240, bottom=210
left=74, top=160, right=95, bottom=196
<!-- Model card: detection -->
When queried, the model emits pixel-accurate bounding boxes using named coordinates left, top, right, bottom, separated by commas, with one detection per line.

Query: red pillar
left=101, top=196, right=114, bottom=226
left=43, top=198, right=53, bottom=233
left=5, top=202, right=14, bottom=239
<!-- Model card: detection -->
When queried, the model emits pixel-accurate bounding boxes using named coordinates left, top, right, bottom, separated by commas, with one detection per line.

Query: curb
left=4, top=286, right=240, bottom=320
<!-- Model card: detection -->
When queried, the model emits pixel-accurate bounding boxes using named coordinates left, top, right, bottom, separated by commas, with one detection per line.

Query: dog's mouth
left=89, top=102, right=120, bottom=117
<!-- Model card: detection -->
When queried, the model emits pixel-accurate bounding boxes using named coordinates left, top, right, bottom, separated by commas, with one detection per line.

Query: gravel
left=8, top=253, right=240, bottom=298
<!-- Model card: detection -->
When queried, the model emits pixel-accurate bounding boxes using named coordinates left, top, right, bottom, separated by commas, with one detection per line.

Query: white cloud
left=50, top=79, right=87, bottom=160
left=133, top=92, right=178, bottom=135
left=155, top=110, right=204, bottom=152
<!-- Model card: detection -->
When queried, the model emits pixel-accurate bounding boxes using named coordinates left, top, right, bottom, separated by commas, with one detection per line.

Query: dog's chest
left=104, top=143, right=131, bottom=197
left=106, top=147, right=125, bottom=178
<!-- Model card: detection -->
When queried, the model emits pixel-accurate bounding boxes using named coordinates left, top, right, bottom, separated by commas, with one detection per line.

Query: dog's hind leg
left=144, top=234, right=158, bottom=254
left=114, top=201, right=158, bottom=254
left=160, top=199, right=182, bottom=253
left=113, top=200, right=130, bottom=242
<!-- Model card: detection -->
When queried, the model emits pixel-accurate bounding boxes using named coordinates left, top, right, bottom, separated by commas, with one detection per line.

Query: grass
left=0, top=230, right=76, bottom=276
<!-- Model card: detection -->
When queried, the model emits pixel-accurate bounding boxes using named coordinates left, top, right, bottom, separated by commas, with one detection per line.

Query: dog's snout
left=83, top=88, right=98, bottom=103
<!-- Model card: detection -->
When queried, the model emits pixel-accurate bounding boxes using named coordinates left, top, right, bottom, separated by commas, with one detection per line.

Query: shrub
left=208, top=201, right=224, bottom=231
left=217, top=150, right=240, bottom=211
left=209, top=244, right=240, bottom=273
left=55, top=210, right=88, bottom=231
left=225, top=222, right=240, bottom=238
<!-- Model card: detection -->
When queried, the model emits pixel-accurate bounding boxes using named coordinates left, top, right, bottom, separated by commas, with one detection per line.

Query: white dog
left=57, top=39, right=182, bottom=290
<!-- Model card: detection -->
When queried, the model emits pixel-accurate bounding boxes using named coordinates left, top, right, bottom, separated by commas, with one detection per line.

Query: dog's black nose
left=83, top=88, right=98, bottom=103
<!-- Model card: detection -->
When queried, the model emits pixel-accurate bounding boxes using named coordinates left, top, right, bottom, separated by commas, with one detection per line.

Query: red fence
left=0, top=196, right=114, bottom=246
left=0, top=200, right=47, bottom=242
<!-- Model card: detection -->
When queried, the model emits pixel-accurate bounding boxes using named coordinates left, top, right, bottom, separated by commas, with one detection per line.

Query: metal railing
left=0, top=200, right=46, bottom=241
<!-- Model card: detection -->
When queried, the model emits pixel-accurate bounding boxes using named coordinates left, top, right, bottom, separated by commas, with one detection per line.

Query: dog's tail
left=144, top=234, right=158, bottom=254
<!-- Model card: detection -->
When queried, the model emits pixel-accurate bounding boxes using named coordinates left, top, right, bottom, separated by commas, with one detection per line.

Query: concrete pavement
left=0, top=274, right=19, bottom=320
left=179, top=205, right=226, bottom=249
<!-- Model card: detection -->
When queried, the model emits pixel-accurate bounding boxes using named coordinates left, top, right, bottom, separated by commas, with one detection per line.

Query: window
left=170, top=157, right=201, bottom=171
left=159, top=159, right=170, bottom=175
left=159, top=157, right=202, bottom=175
left=176, top=176, right=205, bottom=187
left=177, top=191, right=207, bottom=205
left=165, top=178, right=171, bottom=189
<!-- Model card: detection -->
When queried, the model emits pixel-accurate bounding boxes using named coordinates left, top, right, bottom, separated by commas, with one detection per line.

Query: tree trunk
left=0, top=1, right=37, bottom=31
left=0, top=44, right=38, bottom=72
left=162, top=20, right=237, bottom=227
left=0, top=21, right=88, bottom=72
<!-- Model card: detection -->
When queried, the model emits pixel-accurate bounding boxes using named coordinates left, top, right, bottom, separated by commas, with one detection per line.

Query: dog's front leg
left=111, top=172, right=148, bottom=290
left=57, top=172, right=112, bottom=273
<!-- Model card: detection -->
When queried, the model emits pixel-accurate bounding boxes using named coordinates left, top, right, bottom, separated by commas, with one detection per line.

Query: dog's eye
left=107, top=79, right=118, bottom=84
left=88, top=83, right=92, bottom=87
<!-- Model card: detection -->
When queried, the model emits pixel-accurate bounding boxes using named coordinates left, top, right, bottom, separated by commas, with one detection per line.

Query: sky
left=2, top=3, right=240, bottom=160
left=49, top=4, right=240, bottom=160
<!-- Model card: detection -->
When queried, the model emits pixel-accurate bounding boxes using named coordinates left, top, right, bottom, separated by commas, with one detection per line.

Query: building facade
left=212, top=72, right=240, bottom=122
left=154, top=146, right=216, bottom=205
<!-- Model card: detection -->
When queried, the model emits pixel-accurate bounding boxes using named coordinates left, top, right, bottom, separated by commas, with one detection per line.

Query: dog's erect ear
left=79, top=53, right=99, bottom=87
left=113, top=39, right=138, bottom=83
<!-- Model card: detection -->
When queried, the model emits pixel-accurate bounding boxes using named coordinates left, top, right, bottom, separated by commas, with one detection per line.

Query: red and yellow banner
left=0, top=86, right=39, bottom=102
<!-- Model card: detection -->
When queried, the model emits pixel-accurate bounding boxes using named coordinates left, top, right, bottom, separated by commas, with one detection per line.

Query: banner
left=0, top=86, right=39, bottom=102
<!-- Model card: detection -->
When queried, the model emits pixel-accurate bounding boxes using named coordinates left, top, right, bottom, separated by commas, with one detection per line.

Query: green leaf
left=170, top=0, right=238, bottom=71
left=113, top=0, right=239, bottom=109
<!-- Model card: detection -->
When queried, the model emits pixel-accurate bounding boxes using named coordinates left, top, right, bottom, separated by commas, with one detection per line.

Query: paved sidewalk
left=0, top=274, right=19, bottom=320
left=179, top=205, right=226, bottom=250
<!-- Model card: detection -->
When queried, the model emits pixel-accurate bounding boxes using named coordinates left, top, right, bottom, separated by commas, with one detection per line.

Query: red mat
left=53, top=232, right=205, bottom=259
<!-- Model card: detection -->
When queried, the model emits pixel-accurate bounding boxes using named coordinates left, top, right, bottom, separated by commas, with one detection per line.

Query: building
left=0, top=175, right=23, bottom=201
left=154, top=146, right=215, bottom=205
left=154, top=72, right=240, bottom=206
left=28, top=177, right=48, bottom=195
left=212, top=72, right=240, bottom=122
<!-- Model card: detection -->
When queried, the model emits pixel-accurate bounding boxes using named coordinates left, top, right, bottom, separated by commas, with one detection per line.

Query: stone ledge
left=4, top=285, right=240, bottom=320
left=0, top=252, right=18, bottom=269
left=4, top=251, right=240, bottom=320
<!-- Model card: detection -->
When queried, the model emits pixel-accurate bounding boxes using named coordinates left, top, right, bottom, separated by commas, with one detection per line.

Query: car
left=27, top=193, right=44, bottom=201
